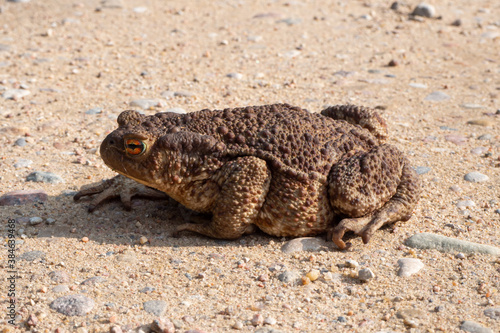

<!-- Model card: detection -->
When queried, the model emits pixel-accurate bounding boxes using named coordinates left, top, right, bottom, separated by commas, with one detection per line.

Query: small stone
left=26, top=313, right=38, bottom=327
left=460, top=321, right=493, bottom=333
left=449, top=185, right=462, bottom=192
left=226, top=72, right=243, bottom=80
left=150, top=318, right=175, bottom=333
left=306, top=269, right=320, bottom=282
left=264, top=316, right=277, bottom=325
left=162, top=107, right=186, bottom=114
left=50, top=295, right=95, bottom=316
left=464, top=172, right=489, bottom=183
left=358, top=268, right=375, bottom=281
left=461, top=104, right=485, bottom=109
left=478, top=134, right=492, bottom=140
left=390, top=2, right=399, bottom=10
left=337, top=316, right=347, bottom=323
left=173, top=91, right=195, bottom=98
left=139, top=236, right=148, bottom=245
left=409, top=83, right=427, bottom=89
left=52, top=285, right=70, bottom=293
left=29, top=217, right=43, bottom=225
left=81, top=276, right=107, bottom=286
left=252, top=313, right=264, bottom=326
left=414, top=166, right=431, bottom=175
left=139, top=286, right=155, bottom=293
left=451, top=19, right=462, bottom=27
left=133, top=7, right=147, bottom=13
left=445, top=134, right=466, bottom=145
left=2, top=89, right=31, bottom=100
left=0, top=190, right=48, bottom=206
left=109, top=326, right=123, bottom=333
left=411, top=3, right=435, bottom=18
left=26, top=171, right=64, bottom=184
left=345, top=260, right=359, bottom=268
left=19, top=250, right=46, bottom=261
left=277, top=270, right=301, bottom=285
left=281, top=237, right=328, bottom=253
left=455, top=253, right=466, bottom=259
left=456, top=200, right=475, bottom=210
left=405, top=233, right=500, bottom=255
left=484, top=308, right=500, bottom=320
left=282, top=50, right=301, bottom=58
left=49, top=271, right=70, bottom=283
left=424, top=91, right=450, bottom=102
left=85, top=107, right=102, bottom=115
left=14, top=159, right=33, bottom=168
left=14, top=138, right=27, bottom=146
left=397, top=258, right=424, bottom=277
left=81, top=236, right=89, bottom=243
left=232, top=321, right=244, bottom=329
left=467, top=119, right=494, bottom=127
left=470, top=147, right=488, bottom=155
left=129, top=99, right=163, bottom=109
left=277, top=18, right=302, bottom=26
left=143, top=300, right=167, bottom=316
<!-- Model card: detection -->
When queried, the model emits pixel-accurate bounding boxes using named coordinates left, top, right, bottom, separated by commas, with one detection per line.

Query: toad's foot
left=74, top=175, right=168, bottom=212
left=328, top=144, right=420, bottom=250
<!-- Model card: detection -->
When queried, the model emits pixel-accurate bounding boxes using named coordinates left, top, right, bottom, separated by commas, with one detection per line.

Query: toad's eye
left=125, top=139, right=146, bottom=156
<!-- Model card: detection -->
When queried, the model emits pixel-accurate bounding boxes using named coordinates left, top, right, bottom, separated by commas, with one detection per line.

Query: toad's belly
left=255, top=173, right=334, bottom=237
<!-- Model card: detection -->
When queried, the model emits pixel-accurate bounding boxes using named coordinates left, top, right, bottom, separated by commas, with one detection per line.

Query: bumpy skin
left=75, top=104, right=420, bottom=249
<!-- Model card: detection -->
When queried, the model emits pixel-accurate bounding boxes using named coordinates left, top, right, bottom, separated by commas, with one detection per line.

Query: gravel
left=405, top=233, right=500, bottom=255
left=50, top=295, right=95, bottom=316
left=26, top=171, right=65, bottom=184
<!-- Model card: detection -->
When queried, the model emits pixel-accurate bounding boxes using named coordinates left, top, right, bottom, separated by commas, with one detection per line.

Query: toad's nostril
left=109, top=139, right=115, bottom=145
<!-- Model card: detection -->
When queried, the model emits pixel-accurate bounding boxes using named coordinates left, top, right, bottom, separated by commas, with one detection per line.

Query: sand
left=0, top=0, right=499, bottom=332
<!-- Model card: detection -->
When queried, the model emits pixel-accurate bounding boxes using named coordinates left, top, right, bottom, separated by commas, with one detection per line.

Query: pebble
left=282, top=50, right=301, bottom=58
left=277, top=18, right=302, bottom=26
left=411, top=3, right=435, bottom=18
left=409, top=83, right=427, bottom=89
left=414, top=166, right=431, bottom=175
left=26, top=314, right=38, bottom=327
left=478, top=134, right=492, bottom=140
left=397, top=258, right=424, bottom=277
left=29, top=216, right=43, bottom=225
left=85, top=107, right=102, bottom=115
left=143, top=300, right=167, bottom=316
left=14, top=159, right=33, bottom=168
left=460, top=321, right=492, bottom=333
left=345, top=260, right=359, bottom=268
left=162, top=107, right=186, bottom=114
left=19, top=250, right=46, bottom=261
left=445, top=134, right=466, bottom=145
left=461, top=104, right=485, bottom=109
left=358, top=268, right=375, bottom=281
left=14, top=138, right=27, bottom=146
left=281, top=237, right=328, bottom=253
left=133, top=6, right=147, bottom=13
left=277, top=270, right=301, bottom=285
left=129, top=99, right=163, bottom=109
left=470, top=147, right=487, bottom=155
left=252, top=313, right=264, bottom=326
left=52, top=285, right=70, bottom=293
left=26, top=171, right=64, bottom=184
left=139, top=286, right=155, bottom=293
left=467, top=119, right=494, bottom=127
left=405, top=233, right=500, bottom=255
left=264, top=316, right=277, bottom=325
left=456, top=200, right=475, bottom=209
left=226, top=72, right=243, bottom=80
left=110, top=326, right=123, bottom=333
left=173, top=91, right=195, bottom=98
left=2, top=89, right=31, bottom=100
left=449, top=185, right=462, bottom=192
left=484, top=308, right=500, bottom=320
left=50, top=294, right=95, bottom=316
left=455, top=253, right=466, bottom=259
left=424, top=91, right=450, bottom=102
left=464, top=171, right=489, bottom=183
left=150, top=318, right=175, bottom=333
left=49, top=271, right=70, bottom=283
left=0, top=189, right=48, bottom=206
left=81, top=276, right=107, bottom=286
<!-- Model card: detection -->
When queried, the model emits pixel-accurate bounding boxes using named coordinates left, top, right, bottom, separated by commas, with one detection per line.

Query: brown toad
left=75, top=104, right=420, bottom=249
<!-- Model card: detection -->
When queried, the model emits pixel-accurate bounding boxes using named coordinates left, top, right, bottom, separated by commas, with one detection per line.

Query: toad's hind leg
left=327, top=144, right=420, bottom=249
left=173, top=156, right=271, bottom=240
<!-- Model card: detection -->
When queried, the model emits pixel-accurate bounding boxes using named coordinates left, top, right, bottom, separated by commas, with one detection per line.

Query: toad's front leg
left=173, top=156, right=271, bottom=239
left=74, top=174, right=168, bottom=212
left=327, top=144, right=420, bottom=249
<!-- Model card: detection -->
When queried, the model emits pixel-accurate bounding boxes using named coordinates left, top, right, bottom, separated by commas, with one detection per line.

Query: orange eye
left=125, top=139, right=146, bottom=156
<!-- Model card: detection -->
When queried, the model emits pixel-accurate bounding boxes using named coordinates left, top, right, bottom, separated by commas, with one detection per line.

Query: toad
left=75, top=104, right=420, bottom=249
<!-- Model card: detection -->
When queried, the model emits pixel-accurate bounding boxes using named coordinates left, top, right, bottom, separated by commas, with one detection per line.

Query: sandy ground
left=1, top=0, right=499, bottom=332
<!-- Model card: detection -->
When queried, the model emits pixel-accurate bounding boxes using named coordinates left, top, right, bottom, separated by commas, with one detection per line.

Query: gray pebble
left=2, top=89, right=31, bottom=100
left=226, top=72, right=243, bottom=80
left=277, top=18, right=302, bottom=26
left=460, top=321, right=492, bottom=333
left=405, top=233, right=500, bottom=255
left=173, top=91, right=195, bottom=97
left=456, top=200, right=475, bottom=209
left=14, top=138, right=27, bottom=146
left=19, top=250, right=46, bottom=261
left=139, top=286, right=155, bottom=293
left=143, top=300, right=167, bottom=316
left=409, top=83, right=427, bottom=89
left=85, top=107, right=102, bottom=115
left=484, top=308, right=500, bottom=320
left=495, top=209, right=500, bottom=215
left=461, top=104, right=485, bottom=109
left=49, top=271, right=70, bottom=283
left=414, top=166, right=431, bottom=175
left=424, top=91, right=450, bottom=102
left=464, top=171, right=489, bottom=183
left=412, top=3, right=435, bottom=18
left=29, top=216, right=43, bottom=225
left=358, top=268, right=375, bottom=281
left=163, top=107, right=186, bottom=114
left=281, top=237, right=328, bottom=253
left=81, top=276, right=107, bottom=286
left=14, top=159, right=33, bottom=168
left=478, top=134, right=492, bottom=140
left=455, top=253, right=466, bottom=259
left=50, top=294, right=95, bottom=316
left=129, top=99, right=163, bottom=109
left=26, top=171, right=64, bottom=184
left=397, top=258, right=424, bottom=277
left=277, top=270, right=301, bottom=285
left=337, top=316, right=347, bottom=323
left=46, top=218, right=55, bottom=225
left=52, top=285, right=70, bottom=293
left=440, top=126, right=457, bottom=131
left=470, top=147, right=488, bottom=155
